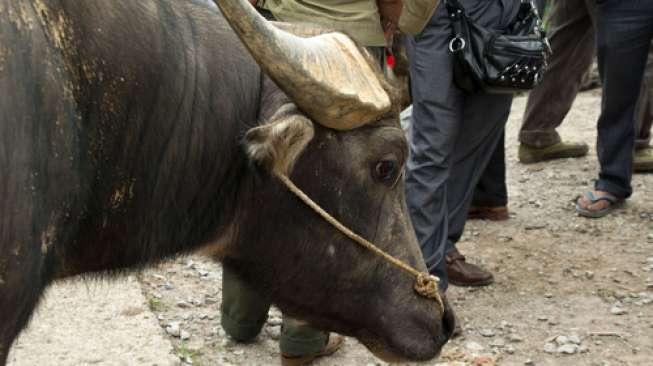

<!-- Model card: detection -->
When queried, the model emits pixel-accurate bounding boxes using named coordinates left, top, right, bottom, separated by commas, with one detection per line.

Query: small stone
left=266, top=326, right=281, bottom=340
left=489, top=338, right=506, bottom=348
left=505, top=345, right=516, bottom=354
left=555, top=336, right=570, bottom=346
left=537, top=315, right=548, bottom=321
left=464, top=341, right=485, bottom=352
left=579, top=345, right=590, bottom=353
left=180, top=330, right=191, bottom=341
left=585, top=271, right=595, bottom=280
left=197, top=269, right=209, bottom=277
left=524, top=360, right=534, bottom=366
left=479, top=328, right=496, bottom=337
left=611, top=305, right=627, bottom=315
left=543, top=342, right=556, bottom=354
left=544, top=293, right=553, bottom=299
left=568, top=335, right=582, bottom=345
left=166, top=322, right=181, bottom=337
left=557, top=344, right=579, bottom=355
left=163, top=282, right=174, bottom=290
left=508, top=334, right=523, bottom=343
left=176, top=301, right=192, bottom=309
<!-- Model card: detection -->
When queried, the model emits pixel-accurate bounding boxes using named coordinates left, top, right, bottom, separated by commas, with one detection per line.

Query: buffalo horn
left=213, top=0, right=392, bottom=130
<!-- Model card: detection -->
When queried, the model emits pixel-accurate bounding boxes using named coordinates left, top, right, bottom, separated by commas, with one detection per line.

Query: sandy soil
left=8, top=92, right=653, bottom=366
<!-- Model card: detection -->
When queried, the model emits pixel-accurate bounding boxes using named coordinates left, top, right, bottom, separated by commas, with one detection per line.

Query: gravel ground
left=8, top=92, right=653, bottom=366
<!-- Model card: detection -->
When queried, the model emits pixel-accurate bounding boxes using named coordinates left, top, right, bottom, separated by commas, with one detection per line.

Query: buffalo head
left=208, top=0, right=455, bottom=362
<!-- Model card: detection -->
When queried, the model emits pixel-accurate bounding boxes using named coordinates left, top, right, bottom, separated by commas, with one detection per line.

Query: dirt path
left=8, top=92, right=653, bottom=366
left=8, top=277, right=178, bottom=366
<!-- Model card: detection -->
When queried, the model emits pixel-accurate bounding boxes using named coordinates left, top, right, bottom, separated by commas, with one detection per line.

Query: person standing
left=404, top=0, right=521, bottom=289
left=576, top=1, right=653, bottom=218
left=517, top=0, right=653, bottom=173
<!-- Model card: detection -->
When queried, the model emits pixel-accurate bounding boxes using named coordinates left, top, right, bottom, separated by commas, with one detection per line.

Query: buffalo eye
left=373, top=159, right=399, bottom=185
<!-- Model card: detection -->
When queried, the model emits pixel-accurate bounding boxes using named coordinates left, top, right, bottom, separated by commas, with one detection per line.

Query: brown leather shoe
left=281, top=335, right=344, bottom=366
left=468, top=206, right=509, bottom=221
left=446, top=248, right=494, bottom=287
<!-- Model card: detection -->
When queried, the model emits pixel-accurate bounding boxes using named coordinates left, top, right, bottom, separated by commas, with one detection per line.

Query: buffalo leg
left=0, top=243, right=48, bottom=366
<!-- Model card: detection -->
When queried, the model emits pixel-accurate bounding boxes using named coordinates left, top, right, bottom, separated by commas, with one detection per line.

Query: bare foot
left=576, top=190, right=615, bottom=213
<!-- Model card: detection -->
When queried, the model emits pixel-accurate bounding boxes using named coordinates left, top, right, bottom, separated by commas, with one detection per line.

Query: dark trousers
left=405, top=1, right=514, bottom=291
left=595, top=1, right=653, bottom=198
left=472, top=131, right=508, bottom=208
left=520, top=0, right=653, bottom=149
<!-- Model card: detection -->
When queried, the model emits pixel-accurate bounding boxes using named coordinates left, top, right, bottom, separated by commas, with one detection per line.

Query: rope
left=275, top=172, right=445, bottom=314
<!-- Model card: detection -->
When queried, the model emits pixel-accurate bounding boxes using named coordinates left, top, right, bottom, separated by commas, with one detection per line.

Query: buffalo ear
left=245, top=112, right=315, bottom=175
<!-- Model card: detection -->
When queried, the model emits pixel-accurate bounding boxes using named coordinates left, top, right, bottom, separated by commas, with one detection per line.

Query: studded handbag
left=446, top=0, right=550, bottom=94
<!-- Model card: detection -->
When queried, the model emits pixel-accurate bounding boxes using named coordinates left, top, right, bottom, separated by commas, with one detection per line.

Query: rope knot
left=414, top=272, right=445, bottom=313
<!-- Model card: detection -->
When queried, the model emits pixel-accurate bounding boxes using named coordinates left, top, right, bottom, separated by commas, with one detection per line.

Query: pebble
left=554, top=336, right=570, bottom=346
left=266, top=326, right=281, bottom=340
left=176, top=301, right=192, bottom=308
left=180, top=330, right=191, bottom=341
left=166, top=322, right=181, bottom=337
left=504, top=345, right=516, bottom=354
left=197, top=269, right=209, bottom=277
left=480, top=329, right=496, bottom=337
left=508, top=334, right=524, bottom=343
left=568, top=335, right=582, bottom=345
left=524, top=360, right=534, bottom=366
left=464, top=341, right=485, bottom=352
left=611, top=305, right=627, bottom=315
left=557, top=344, right=579, bottom=355
left=543, top=342, right=557, bottom=354
left=537, top=316, right=548, bottom=322
left=489, top=338, right=506, bottom=348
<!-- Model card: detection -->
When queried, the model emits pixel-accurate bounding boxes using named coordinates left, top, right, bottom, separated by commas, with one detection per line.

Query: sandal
left=575, top=191, right=624, bottom=218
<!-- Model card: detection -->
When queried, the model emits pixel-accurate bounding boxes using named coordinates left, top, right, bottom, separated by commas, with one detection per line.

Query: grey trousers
left=405, top=1, right=514, bottom=291
left=520, top=0, right=653, bottom=149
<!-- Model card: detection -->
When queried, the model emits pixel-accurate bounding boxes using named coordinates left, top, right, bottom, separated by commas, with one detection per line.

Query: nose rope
left=275, top=172, right=445, bottom=314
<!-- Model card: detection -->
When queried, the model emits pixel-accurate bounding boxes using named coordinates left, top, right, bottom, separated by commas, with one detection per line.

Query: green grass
left=176, top=343, right=202, bottom=366
left=148, top=297, right=166, bottom=312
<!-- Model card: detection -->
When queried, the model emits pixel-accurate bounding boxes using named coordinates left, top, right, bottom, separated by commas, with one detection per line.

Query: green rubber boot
left=518, top=141, right=589, bottom=164
left=634, top=146, right=653, bottom=172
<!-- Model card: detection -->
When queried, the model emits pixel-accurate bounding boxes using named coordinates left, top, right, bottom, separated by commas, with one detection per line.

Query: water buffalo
left=0, top=0, right=454, bottom=363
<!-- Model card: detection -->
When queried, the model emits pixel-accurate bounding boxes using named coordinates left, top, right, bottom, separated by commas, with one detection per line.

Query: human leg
left=634, top=41, right=653, bottom=172
left=221, top=264, right=271, bottom=342
left=446, top=94, right=513, bottom=286
left=518, top=0, right=594, bottom=161
left=405, top=6, right=465, bottom=291
left=577, top=1, right=653, bottom=215
left=469, top=131, right=509, bottom=221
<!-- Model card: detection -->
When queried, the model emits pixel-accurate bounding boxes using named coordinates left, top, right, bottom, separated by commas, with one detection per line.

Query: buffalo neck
left=24, top=0, right=264, bottom=275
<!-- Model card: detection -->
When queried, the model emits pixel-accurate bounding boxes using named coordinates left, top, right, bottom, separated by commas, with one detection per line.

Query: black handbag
left=446, top=0, right=550, bottom=94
